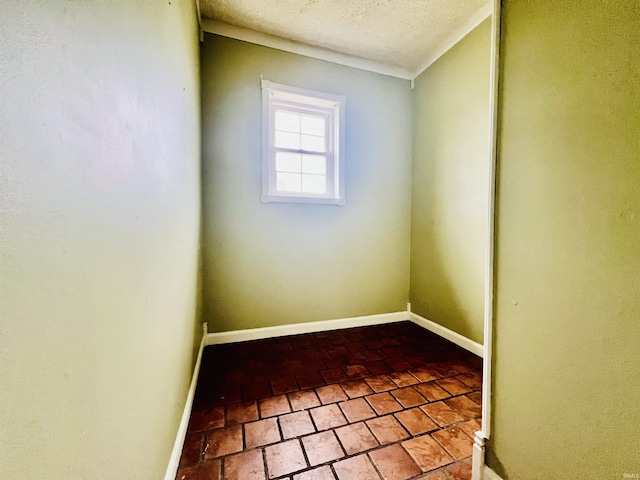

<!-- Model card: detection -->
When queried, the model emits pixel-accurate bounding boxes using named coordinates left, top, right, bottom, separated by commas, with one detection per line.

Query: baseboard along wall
left=204, top=311, right=484, bottom=359
left=408, top=312, right=484, bottom=358
left=205, top=311, right=407, bottom=346
left=164, top=325, right=207, bottom=480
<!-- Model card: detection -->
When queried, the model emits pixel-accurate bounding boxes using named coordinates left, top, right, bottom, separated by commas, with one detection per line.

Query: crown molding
left=411, top=2, right=492, bottom=79
left=201, top=19, right=414, bottom=80
left=200, top=2, right=492, bottom=83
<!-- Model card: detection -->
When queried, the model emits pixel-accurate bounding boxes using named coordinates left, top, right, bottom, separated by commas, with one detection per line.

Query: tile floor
left=176, top=321, right=482, bottom=480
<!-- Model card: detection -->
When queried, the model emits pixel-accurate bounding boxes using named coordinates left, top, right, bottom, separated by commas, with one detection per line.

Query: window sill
left=261, top=194, right=346, bottom=206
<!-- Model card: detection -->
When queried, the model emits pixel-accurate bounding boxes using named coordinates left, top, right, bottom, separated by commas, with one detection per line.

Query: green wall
left=201, top=35, right=412, bottom=332
left=0, top=1, right=201, bottom=478
left=410, top=18, right=492, bottom=345
left=489, top=1, right=640, bottom=477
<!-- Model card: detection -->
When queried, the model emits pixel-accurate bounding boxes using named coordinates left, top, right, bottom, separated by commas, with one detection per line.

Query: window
left=262, top=80, right=346, bottom=205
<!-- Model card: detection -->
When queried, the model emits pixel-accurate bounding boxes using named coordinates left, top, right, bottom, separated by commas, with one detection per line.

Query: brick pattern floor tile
left=315, top=385, right=347, bottom=405
left=365, top=392, right=403, bottom=415
left=446, top=458, right=473, bottom=480
left=280, top=411, right=316, bottom=439
left=432, top=426, right=473, bottom=460
left=320, top=368, right=349, bottom=384
left=459, top=418, right=482, bottom=438
left=390, top=386, right=427, bottom=408
left=388, top=371, right=420, bottom=387
left=414, top=381, right=451, bottom=402
left=294, top=465, right=336, bottom=480
left=310, top=404, right=348, bottom=431
left=409, top=366, right=440, bottom=382
left=344, top=364, right=371, bottom=379
left=341, top=380, right=373, bottom=398
left=204, top=425, right=243, bottom=459
left=364, top=375, right=397, bottom=392
left=338, top=398, right=376, bottom=423
left=369, top=444, right=422, bottom=480
left=467, top=390, right=482, bottom=405
left=272, top=377, right=299, bottom=396
left=386, top=357, right=413, bottom=371
left=421, top=401, right=465, bottom=427
left=226, top=401, right=259, bottom=425
left=402, top=435, right=453, bottom=472
left=333, top=454, right=381, bottom=480
left=363, top=349, right=387, bottom=361
left=422, top=470, right=449, bottom=480
left=366, top=415, right=410, bottom=444
left=265, top=439, right=308, bottom=478
left=437, top=377, right=473, bottom=396
left=245, top=418, right=281, bottom=448
left=297, top=372, right=325, bottom=390
left=289, top=390, right=321, bottom=411
left=457, top=372, right=482, bottom=389
left=334, top=422, right=379, bottom=455
left=365, top=360, right=392, bottom=375
left=176, top=459, right=221, bottom=480
left=430, top=363, right=460, bottom=377
left=301, top=430, right=345, bottom=466
left=189, top=407, right=225, bottom=432
left=260, top=395, right=291, bottom=418
left=179, top=433, right=204, bottom=467
left=394, top=408, right=438, bottom=435
left=224, top=449, right=266, bottom=480
left=178, top=321, right=482, bottom=480
left=448, top=359, right=475, bottom=374
left=445, top=395, right=482, bottom=419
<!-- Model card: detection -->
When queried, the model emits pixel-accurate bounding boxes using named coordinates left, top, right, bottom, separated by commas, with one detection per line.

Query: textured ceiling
left=199, top=0, right=491, bottom=74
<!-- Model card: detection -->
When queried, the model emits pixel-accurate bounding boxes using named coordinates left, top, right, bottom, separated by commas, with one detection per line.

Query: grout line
left=297, top=436, right=312, bottom=474
left=366, top=449, right=386, bottom=480
left=260, top=447, right=269, bottom=479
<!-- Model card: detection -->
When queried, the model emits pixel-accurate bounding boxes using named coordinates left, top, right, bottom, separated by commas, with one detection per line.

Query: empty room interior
left=1, top=1, right=638, bottom=480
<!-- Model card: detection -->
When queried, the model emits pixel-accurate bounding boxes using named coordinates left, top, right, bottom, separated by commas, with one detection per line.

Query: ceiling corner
left=411, top=2, right=493, bottom=80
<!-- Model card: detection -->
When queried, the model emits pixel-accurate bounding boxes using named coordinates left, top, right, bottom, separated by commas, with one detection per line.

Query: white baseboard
left=472, top=432, right=504, bottom=480
left=205, top=311, right=408, bottom=345
left=164, top=325, right=207, bottom=480
left=472, top=433, right=486, bottom=480
left=408, top=312, right=484, bottom=358
left=205, top=311, right=484, bottom=358
left=483, top=466, right=504, bottom=480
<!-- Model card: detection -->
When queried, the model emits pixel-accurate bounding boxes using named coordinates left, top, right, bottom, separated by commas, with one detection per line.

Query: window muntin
left=262, top=80, right=345, bottom=205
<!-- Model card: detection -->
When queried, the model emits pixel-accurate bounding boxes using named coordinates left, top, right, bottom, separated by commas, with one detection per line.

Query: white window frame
left=261, top=80, right=346, bottom=205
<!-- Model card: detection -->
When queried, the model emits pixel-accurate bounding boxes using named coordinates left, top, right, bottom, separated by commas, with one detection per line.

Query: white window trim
left=261, top=80, right=346, bottom=205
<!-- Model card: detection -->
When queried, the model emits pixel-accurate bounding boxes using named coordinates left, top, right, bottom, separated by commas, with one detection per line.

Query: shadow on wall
left=410, top=218, right=486, bottom=345
left=409, top=93, right=489, bottom=346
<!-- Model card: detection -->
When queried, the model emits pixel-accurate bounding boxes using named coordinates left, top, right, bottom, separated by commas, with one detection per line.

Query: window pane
left=301, top=115, right=325, bottom=136
left=276, top=152, right=301, bottom=173
left=301, top=134, right=325, bottom=152
left=275, top=110, right=300, bottom=133
left=275, top=131, right=300, bottom=149
left=301, top=174, right=326, bottom=194
left=301, top=155, right=326, bottom=175
left=276, top=172, right=301, bottom=192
